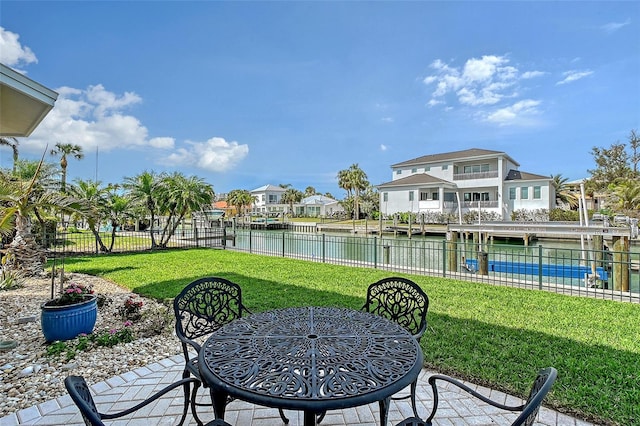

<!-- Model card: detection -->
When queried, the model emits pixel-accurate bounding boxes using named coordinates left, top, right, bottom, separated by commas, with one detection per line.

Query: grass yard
left=58, top=248, right=639, bottom=425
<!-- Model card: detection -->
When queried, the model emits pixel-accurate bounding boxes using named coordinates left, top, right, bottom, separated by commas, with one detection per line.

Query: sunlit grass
left=59, top=248, right=639, bottom=425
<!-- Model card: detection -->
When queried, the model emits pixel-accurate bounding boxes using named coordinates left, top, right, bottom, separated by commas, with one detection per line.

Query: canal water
left=226, top=228, right=640, bottom=294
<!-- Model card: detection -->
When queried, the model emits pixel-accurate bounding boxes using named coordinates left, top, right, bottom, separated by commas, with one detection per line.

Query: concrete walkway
left=0, top=355, right=594, bottom=426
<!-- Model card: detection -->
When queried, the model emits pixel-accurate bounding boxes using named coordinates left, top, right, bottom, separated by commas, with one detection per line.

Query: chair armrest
left=425, top=374, right=525, bottom=423
left=102, top=377, right=200, bottom=420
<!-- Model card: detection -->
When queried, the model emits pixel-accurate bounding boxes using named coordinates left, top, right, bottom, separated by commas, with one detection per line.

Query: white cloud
left=380, top=144, right=388, bottom=151
left=28, top=85, right=154, bottom=152
left=0, top=27, right=37, bottom=70
left=601, top=19, right=631, bottom=34
left=424, top=55, right=523, bottom=107
left=25, top=84, right=248, bottom=174
left=556, top=70, right=594, bottom=85
left=149, top=137, right=175, bottom=149
left=485, top=99, right=541, bottom=126
left=381, top=117, right=394, bottom=123
left=521, top=71, right=546, bottom=79
left=163, top=138, right=249, bottom=173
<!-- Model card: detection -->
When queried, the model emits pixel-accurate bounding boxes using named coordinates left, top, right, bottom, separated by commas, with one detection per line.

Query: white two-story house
left=377, top=148, right=554, bottom=221
left=250, top=184, right=287, bottom=215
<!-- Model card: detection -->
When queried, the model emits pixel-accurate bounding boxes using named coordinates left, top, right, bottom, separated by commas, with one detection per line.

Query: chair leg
left=278, top=408, right=290, bottom=424
left=410, top=379, right=419, bottom=418
left=190, top=381, right=204, bottom=426
left=178, top=371, right=191, bottom=426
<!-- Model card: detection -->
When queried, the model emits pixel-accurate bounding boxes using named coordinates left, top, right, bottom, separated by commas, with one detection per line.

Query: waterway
left=225, top=228, right=640, bottom=294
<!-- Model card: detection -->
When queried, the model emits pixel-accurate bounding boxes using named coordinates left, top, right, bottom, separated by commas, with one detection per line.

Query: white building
left=250, top=185, right=345, bottom=217
left=377, top=148, right=554, bottom=220
left=250, top=184, right=287, bottom=215
left=296, top=195, right=344, bottom=218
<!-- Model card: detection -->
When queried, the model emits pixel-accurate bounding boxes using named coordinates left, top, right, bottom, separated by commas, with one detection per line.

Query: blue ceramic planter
left=40, top=295, right=98, bottom=342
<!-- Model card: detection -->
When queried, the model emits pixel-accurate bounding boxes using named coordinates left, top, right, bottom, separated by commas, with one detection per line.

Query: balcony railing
left=453, top=171, right=499, bottom=180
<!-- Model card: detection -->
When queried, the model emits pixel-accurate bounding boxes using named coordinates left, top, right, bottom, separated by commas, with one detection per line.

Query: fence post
left=249, top=230, right=252, bottom=254
left=322, top=234, right=326, bottom=263
left=442, top=239, right=447, bottom=277
left=282, top=232, right=286, bottom=257
left=222, top=227, right=226, bottom=249
left=538, top=245, right=543, bottom=289
left=446, top=231, right=458, bottom=274
left=194, top=224, right=199, bottom=248
left=373, top=237, right=377, bottom=269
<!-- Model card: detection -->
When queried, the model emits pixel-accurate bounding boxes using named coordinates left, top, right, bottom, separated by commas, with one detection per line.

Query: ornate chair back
left=173, top=277, right=249, bottom=354
left=362, top=277, right=429, bottom=341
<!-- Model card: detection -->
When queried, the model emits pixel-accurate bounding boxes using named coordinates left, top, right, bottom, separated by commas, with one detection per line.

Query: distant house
left=296, top=195, right=344, bottom=217
left=376, top=148, right=554, bottom=220
left=564, top=179, right=607, bottom=211
left=249, top=185, right=345, bottom=217
left=250, top=184, right=287, bottom=215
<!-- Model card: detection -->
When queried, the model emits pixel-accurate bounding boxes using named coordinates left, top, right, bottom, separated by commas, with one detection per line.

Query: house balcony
left=453, top=171, right=499, bottom=180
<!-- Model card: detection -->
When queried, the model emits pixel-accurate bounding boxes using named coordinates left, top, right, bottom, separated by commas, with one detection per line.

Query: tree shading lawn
left=59, top=248, right=639, bottom=425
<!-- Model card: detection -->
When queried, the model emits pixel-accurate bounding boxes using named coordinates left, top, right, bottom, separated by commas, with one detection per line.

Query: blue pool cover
left=465, top=259, right=608, bottom=280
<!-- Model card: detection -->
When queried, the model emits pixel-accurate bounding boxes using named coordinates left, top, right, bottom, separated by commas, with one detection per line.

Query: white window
left=521, top=187, right=529, bottom=199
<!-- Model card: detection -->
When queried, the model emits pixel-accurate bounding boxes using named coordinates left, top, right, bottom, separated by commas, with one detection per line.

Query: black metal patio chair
left=362, top=276, right=429, bottom=418
left=425, top=367, right=558, bottom=426
left=173, top=276, right=289, bottom=425
left=64, top=375, right=232, bottom=426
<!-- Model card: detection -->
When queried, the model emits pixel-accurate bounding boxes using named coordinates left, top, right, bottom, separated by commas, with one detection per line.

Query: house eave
left=0, top=63, right=58, bottom=137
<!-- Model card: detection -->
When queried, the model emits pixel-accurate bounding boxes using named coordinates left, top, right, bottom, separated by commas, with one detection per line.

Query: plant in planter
left=41, top=283, right=98, bottom=342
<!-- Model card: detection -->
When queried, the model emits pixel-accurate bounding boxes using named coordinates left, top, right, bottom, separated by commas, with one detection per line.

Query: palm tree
left=67, top=179, right=110, bottom=252
left=0, top=156, right=87, bottom=275
left=123, top=171, right=161, bottom=248
left=551, top=174, right=579, bottom=210
left=282, top=188, right=303, bottom=216
left=227, top=189, right=255, bottom=217
left=0, top=137, right=19, bottom=172
left=337, top=164, right=369, bottom=221
left=609, top=179, right=640, bottom=213
left=104, top=186, right=132, bottom=252
left=304, top=186, right=316, bottom=197
left=155, top=172, right=214, bottom=247
left=50, top=143, right=84, bottom=193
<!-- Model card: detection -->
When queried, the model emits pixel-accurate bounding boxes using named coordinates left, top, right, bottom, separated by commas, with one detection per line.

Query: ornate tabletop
left=199, top=306, right=423, bottom=426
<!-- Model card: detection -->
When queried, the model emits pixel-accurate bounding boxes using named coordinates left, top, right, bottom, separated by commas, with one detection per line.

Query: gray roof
left=504, top=169, right=550, bottom=181
left=377, top=173, right=455, bottom=189
left=301, top=195, right=338, bottom=205
left=251, top=184, right=287, bottom=193
left=391, top=148, right=519, bottom=168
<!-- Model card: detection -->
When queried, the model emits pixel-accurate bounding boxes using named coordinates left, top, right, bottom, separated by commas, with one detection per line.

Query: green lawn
left=58, top=248, right=639, bottom=425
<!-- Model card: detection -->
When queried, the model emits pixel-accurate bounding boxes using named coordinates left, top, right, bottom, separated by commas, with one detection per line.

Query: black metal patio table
left=198, top=306, right=424, bottom=426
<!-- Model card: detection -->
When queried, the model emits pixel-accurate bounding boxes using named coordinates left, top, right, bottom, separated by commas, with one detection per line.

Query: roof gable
left=392, top=148, right=519, bottom=168
left=504, top=169, right=550, bottom=181
left=377, top=173, right=454, bottom=188
left=251, top=184, right=286, bottom=193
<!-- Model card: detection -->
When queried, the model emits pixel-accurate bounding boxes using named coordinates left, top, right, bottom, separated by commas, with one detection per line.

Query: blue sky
left=1, top=1, right=638, bottom=198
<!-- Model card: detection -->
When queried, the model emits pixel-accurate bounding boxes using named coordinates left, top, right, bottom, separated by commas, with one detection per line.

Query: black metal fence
left=224, top=229, right=640, bottom=303
left=45, top=227, right=225, bottom=257
left=44, top=227, right=639, bottom=303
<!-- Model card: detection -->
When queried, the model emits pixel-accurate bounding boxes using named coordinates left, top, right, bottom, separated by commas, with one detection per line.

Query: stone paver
left=0, top=356, right=593, bottom=426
